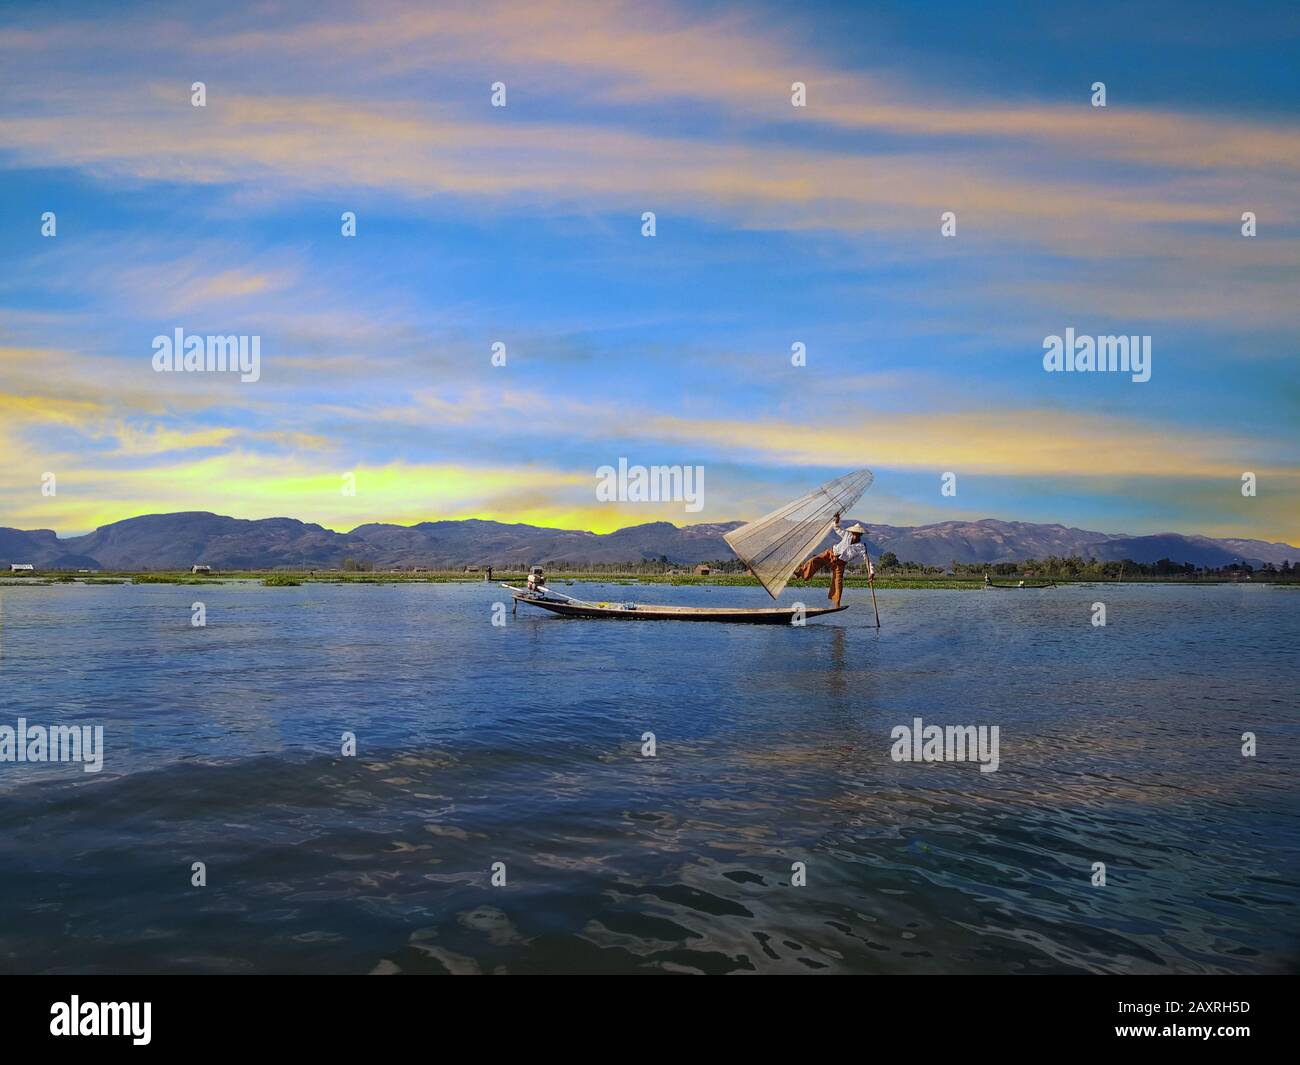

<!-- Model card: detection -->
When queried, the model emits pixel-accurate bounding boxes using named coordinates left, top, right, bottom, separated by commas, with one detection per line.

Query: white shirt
left=832, top=528, right=868, bottom=565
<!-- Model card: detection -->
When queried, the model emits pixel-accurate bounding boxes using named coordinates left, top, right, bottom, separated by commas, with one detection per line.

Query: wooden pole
left=866, top=544, right=881, bottom=629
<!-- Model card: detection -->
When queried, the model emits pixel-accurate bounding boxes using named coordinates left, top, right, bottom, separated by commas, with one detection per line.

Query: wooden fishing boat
left=504, top=586, right=847, bottom=624
left=502, top=468, right=876, bottom=626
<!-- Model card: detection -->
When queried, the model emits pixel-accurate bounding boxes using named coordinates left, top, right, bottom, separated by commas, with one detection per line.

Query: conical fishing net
left=723, top=468, right=874, bottom=599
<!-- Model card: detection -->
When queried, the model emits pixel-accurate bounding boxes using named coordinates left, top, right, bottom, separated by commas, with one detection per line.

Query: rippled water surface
left=0, top=581, right=1296, bottom=974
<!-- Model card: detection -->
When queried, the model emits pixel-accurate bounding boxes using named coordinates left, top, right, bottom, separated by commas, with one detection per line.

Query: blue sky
left=0, top=0, right=1296, bottom=541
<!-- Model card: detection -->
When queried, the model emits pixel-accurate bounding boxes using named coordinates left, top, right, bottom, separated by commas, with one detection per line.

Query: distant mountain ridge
left=0, top=512, right=1296, bottom=571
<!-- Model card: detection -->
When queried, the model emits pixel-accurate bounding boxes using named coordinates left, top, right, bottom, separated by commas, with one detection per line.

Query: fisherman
left=793, top=513, right=872, bottom=607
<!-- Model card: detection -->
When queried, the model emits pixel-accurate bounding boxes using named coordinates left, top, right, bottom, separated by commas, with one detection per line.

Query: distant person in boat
left=793, top=516, right=872, bottom=607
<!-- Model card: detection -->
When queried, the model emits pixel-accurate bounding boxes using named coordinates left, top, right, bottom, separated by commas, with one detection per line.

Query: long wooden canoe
left=505, top=587, right=847, bottom=624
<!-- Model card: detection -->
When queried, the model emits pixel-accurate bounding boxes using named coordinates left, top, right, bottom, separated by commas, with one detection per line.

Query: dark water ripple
left=0, top=581, right=1296, bottom=973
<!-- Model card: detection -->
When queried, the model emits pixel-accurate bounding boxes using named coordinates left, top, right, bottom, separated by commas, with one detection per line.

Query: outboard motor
left=526, top=566, right=546, bottom=594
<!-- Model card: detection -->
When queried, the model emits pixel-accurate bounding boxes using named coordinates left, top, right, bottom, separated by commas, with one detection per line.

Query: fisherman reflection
left=793, top=514, right=872, bottom=607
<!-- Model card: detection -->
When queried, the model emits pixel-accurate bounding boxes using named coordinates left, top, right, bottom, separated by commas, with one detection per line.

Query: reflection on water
left=0, top=581, right=1296, bottom=973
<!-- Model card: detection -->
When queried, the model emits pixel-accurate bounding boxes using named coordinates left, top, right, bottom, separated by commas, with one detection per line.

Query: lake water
left=0, top=581, right=1296, bottom=974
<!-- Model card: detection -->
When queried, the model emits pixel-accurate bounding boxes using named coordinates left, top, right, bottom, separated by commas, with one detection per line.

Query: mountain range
left=1, top=512, right=1296, bottom=571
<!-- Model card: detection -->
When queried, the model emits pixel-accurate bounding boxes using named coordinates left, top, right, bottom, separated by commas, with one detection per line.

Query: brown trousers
left=795, top=548, right=845, bottom=604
